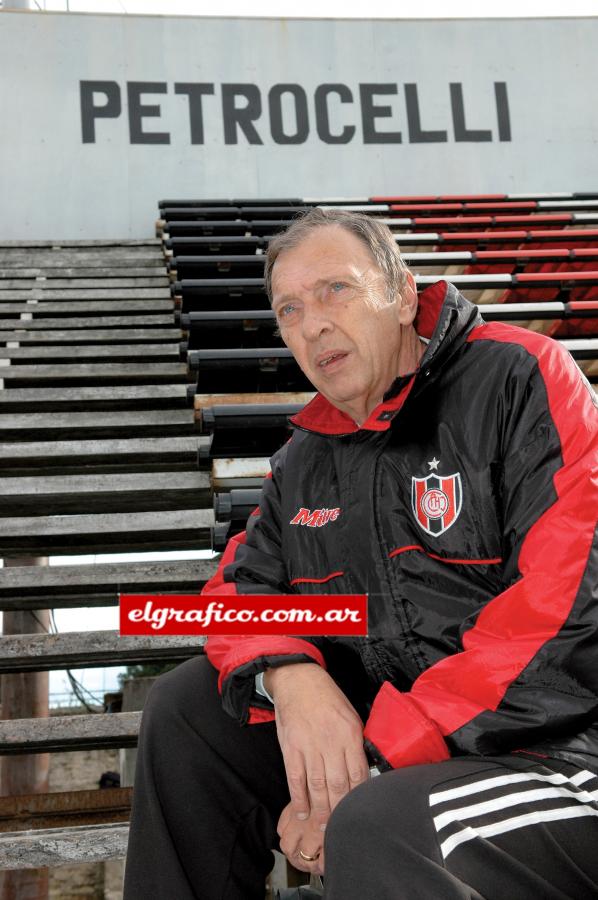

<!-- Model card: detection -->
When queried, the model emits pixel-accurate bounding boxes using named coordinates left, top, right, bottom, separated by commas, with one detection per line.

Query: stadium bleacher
left=159, top=195, right=598, bottom=546
left=1, top=193, right=597, bottom=888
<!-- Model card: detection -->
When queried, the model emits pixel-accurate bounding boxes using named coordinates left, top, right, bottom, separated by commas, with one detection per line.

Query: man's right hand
left=264, top=663, right=370, bottom=829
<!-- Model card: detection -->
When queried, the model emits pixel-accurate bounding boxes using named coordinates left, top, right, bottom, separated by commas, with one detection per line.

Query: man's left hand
left=277, top=800, right=325, bottom=876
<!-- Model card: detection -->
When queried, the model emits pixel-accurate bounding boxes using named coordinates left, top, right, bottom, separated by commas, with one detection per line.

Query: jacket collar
left=290, top=280, right=481, bottom=436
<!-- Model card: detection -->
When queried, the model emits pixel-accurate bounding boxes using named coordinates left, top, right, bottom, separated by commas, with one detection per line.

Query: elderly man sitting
left=124, top=209, right=598, bottom=900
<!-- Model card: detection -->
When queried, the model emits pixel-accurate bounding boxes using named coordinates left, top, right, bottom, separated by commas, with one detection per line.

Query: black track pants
left=123, top=655, right=598, bottom=900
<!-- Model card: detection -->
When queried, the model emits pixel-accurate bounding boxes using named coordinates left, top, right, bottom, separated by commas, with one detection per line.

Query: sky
left=9, top=0, right=598, bottom=17
left=47, top=549, right=213, bottom=704
left=1, top=550, right=213, bottom=706
left=3, top=0, right=596, bottom=701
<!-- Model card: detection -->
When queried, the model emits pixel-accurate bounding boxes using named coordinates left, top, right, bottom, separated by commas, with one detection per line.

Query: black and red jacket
left=204, top=280, right=598, bottom=772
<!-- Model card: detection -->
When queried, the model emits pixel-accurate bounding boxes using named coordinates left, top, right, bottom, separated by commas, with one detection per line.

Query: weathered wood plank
left=0, top=787, right=132, bottom=833
left=0, top=344, right=180, bottom=361
left=0, top=384, right=190, bottom=413
left=0, top=409, right=196, bottom=440
left=0, top=315, right=174, bottom=329
left=0, top=255, right=163, bottom=268
left=0, top=362, right=189, bottom=381
left=194, top=391, right=315, bottom=409
left=0, top=508, right=214, bottom=556
left=0, top=471, right=211, bottom=515
left=0, top=327, right=180, bottom=343
left=0, top=558, right=218, bottom=609
left=212, top=457, right=270, bottom=489
left=0, top=631, right=205, bottom=672
left=0, top=267, right=167, bottom=279
left=0, top=240, right=160, bottom=248
left=2, top=288, right=171, bottom=300
left=0, top=244, right=161, bottom=254
left=0, top=278, right=169, bottom=290
left=0, top=822, right=129, bottom=868
left=0, top=302, right=173, bottom=315
left=0, top=712, right=142, bottom=754
left=0, top=436, right=200, bottom=463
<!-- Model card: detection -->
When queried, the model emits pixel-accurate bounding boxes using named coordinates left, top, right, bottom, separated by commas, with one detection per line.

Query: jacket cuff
left=210, top=639, right=326, bottom=726
left=363, top=681, right=450, bottom=769
left=248, top=705, right=276, bottom=724
left=208, top=636, right=326, bottom=691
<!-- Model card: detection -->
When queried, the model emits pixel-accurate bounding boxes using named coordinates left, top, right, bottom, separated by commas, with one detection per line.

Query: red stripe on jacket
left=203, top=474, right=326, bottom=725
left=365, top=324, right=598, bottom=768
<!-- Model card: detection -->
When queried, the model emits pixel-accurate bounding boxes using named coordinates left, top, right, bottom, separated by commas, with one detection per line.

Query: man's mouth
left=317, top=351, right=348, bottom=369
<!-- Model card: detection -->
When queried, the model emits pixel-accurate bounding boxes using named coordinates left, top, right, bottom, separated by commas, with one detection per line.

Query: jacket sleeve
left=203, top=442, right=327, bottom=726
left=364, top=328, right=598, bottom=770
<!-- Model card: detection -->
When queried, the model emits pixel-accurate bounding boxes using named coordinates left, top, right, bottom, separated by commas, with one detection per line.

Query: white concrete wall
left=1, top=10, right=596, bottom=238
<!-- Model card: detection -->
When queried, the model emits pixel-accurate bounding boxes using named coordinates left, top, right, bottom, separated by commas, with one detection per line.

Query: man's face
left=270, top=225, right=415, bottom=423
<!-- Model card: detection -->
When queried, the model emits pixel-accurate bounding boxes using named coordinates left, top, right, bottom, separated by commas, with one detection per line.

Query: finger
left=305, top=754, right=331, bottom=824
left=283, top=749, right=310, bottom=820
left=280, top=830, right=320, bottom=874
left=290, top=853, right=312, bottom=874
left=276, top=804, right=292, bottom=838
left=314, top=844, right=325, bottom=878
left=323, top=750, right=353, bottom=813
left=309, top=820, right=326, bottom=877
left=295, top=845, right=322, bottom=872
left=345, top=745, right=370, bottom=790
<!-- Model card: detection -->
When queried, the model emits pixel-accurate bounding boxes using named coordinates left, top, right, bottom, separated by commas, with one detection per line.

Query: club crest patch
left=411, top=472, right=462, bottom=536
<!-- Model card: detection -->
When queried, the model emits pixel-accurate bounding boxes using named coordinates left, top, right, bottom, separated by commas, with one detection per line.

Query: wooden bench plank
left=0, top=244, right=161, bottom=254
left=0, top=256, right=163, bottom=269
left=0, top=471, right=211, bottom=515
left=0, top=436, right=201, bottom=467
left=0, top=240, right=161, bottom=248
left=0, top=278, right=169, bottom=290
left=0, top=409, right=197, bottom=439
left=0, top=315, right=174, bottom=329
left=0, top=328, right=181, bottom=343
left=0, top=558, right=218, bottom=609
left=0, top=822, right=129, bottom=868
left=194, top=391, right=316, bottom=409
left=0, top=267, right=167, bottom=279
left=0, top=344, right=180, bottom=361
left=0, top=362, right=190, bottom=382
left=0, top=632, right=204, bottom=672
left=0, top=787, right=132, bottom=833
left=0, top=250, right=163, bottom=262
left=3, top=289, right=171, bottom=301
left=212, top=457, right=270, bottom=489
left=0, top=301, right=174, bottom=313
left=0, top=712, right=142, bottom=754
left=0, top=384, right=190, bottom=412
left=0, top=508, right=214, bottom=556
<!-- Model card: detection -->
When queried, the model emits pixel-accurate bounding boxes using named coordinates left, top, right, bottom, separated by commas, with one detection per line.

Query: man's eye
left=330, top=282, right=346, bottom=293
left=278, top=303, right=296, bottom=319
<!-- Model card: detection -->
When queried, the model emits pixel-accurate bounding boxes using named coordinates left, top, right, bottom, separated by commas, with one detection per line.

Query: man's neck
left=351, top=331, right=427, bottom=427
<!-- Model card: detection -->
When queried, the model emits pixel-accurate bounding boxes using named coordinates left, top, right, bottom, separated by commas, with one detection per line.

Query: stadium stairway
left=1, top=197, right=597, bottom=888
left=0, top=238, right=217, bottom=872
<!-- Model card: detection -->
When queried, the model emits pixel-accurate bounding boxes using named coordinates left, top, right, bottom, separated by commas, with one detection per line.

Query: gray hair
left=264, top=207, right=409, bottom=304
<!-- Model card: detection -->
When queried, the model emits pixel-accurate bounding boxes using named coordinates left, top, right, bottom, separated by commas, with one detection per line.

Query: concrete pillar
left=0, top=558, right=50, bottom=900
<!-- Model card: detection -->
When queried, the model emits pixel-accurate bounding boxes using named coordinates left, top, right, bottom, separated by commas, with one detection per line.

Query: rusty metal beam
left=0, top=788, right=132, bottom=833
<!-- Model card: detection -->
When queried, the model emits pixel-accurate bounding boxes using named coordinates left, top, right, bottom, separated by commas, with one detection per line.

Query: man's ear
left=398, top=271, right=418, bottom=325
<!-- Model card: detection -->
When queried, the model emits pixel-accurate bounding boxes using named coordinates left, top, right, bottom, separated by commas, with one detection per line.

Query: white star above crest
left=428, top=457, right=440, bottom=471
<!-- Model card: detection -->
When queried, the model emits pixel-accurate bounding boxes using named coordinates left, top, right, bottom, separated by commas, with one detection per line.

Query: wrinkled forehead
left=270, top=226, right=380, bottom=299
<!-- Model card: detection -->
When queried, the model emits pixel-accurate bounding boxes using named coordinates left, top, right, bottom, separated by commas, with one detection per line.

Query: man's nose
left=301, top=305, right=333, bottom=341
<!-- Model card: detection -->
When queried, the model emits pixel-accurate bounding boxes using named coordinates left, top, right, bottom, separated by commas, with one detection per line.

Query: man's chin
left=314, top=385, right=361, bottom=415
